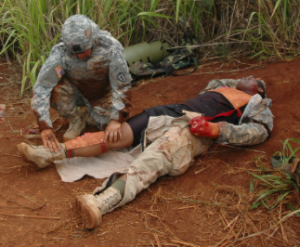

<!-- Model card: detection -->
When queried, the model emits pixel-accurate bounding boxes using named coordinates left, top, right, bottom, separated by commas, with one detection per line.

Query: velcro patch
left=54, top=65, right=64, bottom=79
left=117, top=72, right=126, bottom=82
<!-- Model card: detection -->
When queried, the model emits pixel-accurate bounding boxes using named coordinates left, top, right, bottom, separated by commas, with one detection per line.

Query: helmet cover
left=62, top=15, right=93, bottom=54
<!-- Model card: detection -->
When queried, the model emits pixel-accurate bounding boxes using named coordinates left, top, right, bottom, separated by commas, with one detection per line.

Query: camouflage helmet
left=62, top=15, right=93, bottom=54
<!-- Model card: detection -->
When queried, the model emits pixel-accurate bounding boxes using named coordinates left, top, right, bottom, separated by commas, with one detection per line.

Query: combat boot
left=77, top=187, right=122, bottom=229
left=17, top=143, right=66, bottom=170
left=63, top=115, right=86, bottom=142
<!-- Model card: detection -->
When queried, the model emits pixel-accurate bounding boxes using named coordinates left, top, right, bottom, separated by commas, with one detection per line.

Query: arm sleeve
left=216, top=122, right=269, bottom=146
left=199, top=79, right=239, bottom=94
left=107, top=46, right=132, bottom=122
left=31, top=45, right=65, bottom=131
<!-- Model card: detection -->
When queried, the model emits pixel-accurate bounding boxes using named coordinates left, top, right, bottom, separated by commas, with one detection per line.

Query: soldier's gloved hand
left=105, top=119, right=123, bottom=144
left=41, top=129, right=61, bottom=153
left=189, top=116, right=219, bottom=139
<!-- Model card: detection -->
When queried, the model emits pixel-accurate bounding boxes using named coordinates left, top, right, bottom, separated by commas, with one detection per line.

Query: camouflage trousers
left=50, top=77, right=98, bottom=128
left=97, top=125, right=213, bottom=212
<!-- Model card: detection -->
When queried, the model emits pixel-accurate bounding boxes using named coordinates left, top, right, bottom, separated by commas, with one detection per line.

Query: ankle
left=110, top=178, right=126, bottom=197
left=95, top=187, right=122, bottom=214
left=65, top=149, right=75, bottom=158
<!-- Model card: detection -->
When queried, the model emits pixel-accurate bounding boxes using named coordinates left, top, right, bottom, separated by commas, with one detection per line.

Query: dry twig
left=0, top=213, right=60, bottom=220
left=154, top=234, right=162, bottom=247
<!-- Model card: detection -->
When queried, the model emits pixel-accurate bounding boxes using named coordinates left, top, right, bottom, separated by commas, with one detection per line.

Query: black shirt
left=183, top=91, right=246, bottom=124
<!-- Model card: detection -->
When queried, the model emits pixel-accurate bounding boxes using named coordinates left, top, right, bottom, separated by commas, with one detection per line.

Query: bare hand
left=41, top=129, right=61, bottom=153
left=105, top=119, right=123, bottom=144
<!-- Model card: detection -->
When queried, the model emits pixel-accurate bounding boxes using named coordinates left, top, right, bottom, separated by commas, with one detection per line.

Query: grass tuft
left=249, top=139, right=300, bottom=212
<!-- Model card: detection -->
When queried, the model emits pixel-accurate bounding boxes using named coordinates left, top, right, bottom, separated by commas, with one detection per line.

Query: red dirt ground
left=0, top=58, right=300, bottom=247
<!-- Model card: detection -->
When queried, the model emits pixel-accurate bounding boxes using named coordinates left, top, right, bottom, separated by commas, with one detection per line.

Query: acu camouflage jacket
left=31, top=21, right=132, bottom=131
left=200, top=78, right=273, bottom=146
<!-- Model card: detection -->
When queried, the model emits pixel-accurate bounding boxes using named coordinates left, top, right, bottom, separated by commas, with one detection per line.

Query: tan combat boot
left=77, top=187, right=122, bottom=229
left=17, top=143, right=66, bottom=170
left=63, top=115, right=86, bottom=142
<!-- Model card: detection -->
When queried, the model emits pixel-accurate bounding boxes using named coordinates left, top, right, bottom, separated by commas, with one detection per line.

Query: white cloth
left=54, top=147, right=140, bottom=182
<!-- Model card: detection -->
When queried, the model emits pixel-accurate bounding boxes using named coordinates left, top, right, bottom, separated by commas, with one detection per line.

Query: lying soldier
left=17, top=76, right=273, bottom=229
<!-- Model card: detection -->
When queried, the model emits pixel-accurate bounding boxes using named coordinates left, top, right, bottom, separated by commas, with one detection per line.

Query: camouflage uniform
left=31, top=15, right=132, bottom=131
left=94, top=78, right=273, bottom=210
left=200, top=78, right=272, bottom=145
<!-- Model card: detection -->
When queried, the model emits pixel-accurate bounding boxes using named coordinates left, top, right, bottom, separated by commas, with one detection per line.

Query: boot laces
left=97, top=189, right=121, bottom=214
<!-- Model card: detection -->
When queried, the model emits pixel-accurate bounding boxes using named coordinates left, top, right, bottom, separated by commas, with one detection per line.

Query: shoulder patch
left=54, top=65, right=64, bottom=79
left=117, top=72, right=126, bottom=82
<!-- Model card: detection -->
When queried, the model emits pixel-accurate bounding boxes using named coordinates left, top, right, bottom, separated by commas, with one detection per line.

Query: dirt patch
left=0, top=58, right=299, bottom=246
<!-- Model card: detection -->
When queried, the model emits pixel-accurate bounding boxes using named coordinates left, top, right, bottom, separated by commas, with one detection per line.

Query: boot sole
left=17, top=143, right=43, bottom=171
left=77, top=195, right=102, bottom=229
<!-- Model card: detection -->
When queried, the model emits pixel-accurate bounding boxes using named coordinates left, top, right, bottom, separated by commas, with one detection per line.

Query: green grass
left=1, top=0, right=300, bottom=93
left=249, top=139, right=300, bottom=215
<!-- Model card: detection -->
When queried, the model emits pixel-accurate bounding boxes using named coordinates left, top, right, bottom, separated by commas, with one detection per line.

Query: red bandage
left=101, top=142, right=107, bottom=153
left=189, top=116, right=219, bottom=139
left=67, top=149, right=74, bottom=158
